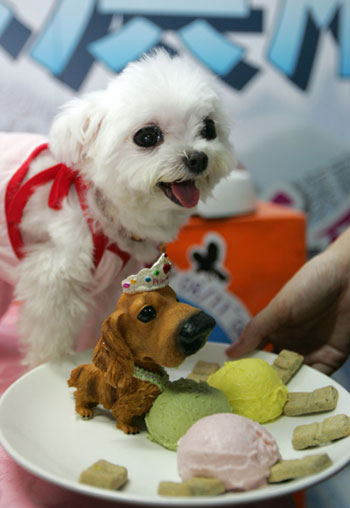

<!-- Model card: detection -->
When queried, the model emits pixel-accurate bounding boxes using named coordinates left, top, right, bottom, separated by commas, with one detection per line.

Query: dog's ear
left=93, top=314, right=134, bottom=390
left=49, top=91, right=107, bottom=167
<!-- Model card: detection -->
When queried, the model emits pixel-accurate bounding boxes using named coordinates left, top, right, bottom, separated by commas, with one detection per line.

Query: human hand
left=226, top=231, right=350, bottom=375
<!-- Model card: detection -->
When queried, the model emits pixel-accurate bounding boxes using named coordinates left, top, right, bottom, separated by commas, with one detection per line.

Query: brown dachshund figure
left=68, top=255, right=215, bottom=434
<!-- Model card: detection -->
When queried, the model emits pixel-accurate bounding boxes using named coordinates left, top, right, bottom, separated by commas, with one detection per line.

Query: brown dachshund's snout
left=177, top=311, right=216, bottom=356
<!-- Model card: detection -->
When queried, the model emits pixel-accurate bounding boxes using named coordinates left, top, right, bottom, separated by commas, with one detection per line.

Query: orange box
left=167, top=201, right=306, bottom=344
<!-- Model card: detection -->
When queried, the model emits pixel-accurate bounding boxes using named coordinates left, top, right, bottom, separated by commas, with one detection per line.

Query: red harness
left=5, top=143, right=130, bottom=270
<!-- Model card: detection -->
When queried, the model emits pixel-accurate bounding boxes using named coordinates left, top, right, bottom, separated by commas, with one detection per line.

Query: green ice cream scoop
left=145, top=378, right=231, bottom=451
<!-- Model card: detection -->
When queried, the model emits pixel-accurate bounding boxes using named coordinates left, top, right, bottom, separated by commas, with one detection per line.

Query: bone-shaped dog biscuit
left=292, top=414, right=350, bottom=449
left=269, top=454, right=332, bottom=483
left=187, top=360, right=220, bottom=382
left=79, top=459, right=128, bottom=490
left=158, top=477, right=225, bottom=496
left=283, top=386, right=338, bottom=416
left=272, top=349, right=304, bottom=384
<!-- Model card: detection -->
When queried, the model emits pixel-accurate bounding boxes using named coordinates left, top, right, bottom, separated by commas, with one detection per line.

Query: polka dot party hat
left=121, top=253, right=172, bottom=294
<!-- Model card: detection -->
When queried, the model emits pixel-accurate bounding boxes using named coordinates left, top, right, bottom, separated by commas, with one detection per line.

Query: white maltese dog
left=0, top=50, right=234, bottom=367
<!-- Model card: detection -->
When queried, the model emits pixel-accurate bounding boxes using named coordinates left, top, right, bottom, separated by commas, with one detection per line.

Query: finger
left=309, top=362, right=334, bottom=376
left=226, top=320, right=266, bottom=357
left=226, top=298, right=287, bottom=358
left=303, top=344, right=346, bottom=374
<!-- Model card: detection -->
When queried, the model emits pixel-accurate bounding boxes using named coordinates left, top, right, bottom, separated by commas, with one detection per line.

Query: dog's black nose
left=183, top=151, right=208, bottom=174
left=178, top=311, right=216, bottom=356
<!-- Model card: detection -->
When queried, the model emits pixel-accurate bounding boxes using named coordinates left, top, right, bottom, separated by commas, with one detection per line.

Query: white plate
left=0, top=344, right=349, bottom=506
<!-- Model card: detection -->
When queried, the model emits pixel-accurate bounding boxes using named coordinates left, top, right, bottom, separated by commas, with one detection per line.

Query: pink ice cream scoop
left=177, top=413, right=280, bottom=491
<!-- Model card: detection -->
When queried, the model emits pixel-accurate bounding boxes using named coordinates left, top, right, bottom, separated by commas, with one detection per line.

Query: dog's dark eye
left=133, top=126, right=163, bottom=148
left=201, top=118, right=216, bottom=140
left=137, top=305, right=157, bottom=323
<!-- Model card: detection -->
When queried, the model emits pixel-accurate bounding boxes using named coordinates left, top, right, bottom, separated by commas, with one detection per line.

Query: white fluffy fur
left=5, top=50, right=235, bottom=367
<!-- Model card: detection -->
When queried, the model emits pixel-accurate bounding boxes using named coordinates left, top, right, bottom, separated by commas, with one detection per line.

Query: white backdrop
left=1, top=0, right=349, bottom=252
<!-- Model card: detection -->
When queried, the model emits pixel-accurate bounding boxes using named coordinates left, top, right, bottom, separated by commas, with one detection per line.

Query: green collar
left=133, top=365, right=169, bottom=392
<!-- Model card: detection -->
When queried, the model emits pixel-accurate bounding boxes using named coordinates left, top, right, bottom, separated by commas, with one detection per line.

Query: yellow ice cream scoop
left=207, top=358, right=288, bottom=423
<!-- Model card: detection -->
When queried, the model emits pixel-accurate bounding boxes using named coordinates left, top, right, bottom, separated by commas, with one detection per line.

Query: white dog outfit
left=0, top=134, right=46, bottom=314
left=1, top=133, right=132, bottom=291
left=4, top=135, right=131, bottom=269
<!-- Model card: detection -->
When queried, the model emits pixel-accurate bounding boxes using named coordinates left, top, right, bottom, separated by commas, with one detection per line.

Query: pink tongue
left=171, top=180, right=200, bottom=208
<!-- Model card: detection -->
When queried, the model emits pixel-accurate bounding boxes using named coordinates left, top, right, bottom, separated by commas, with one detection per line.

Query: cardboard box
left=167, top=201, right=306, bottom=344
